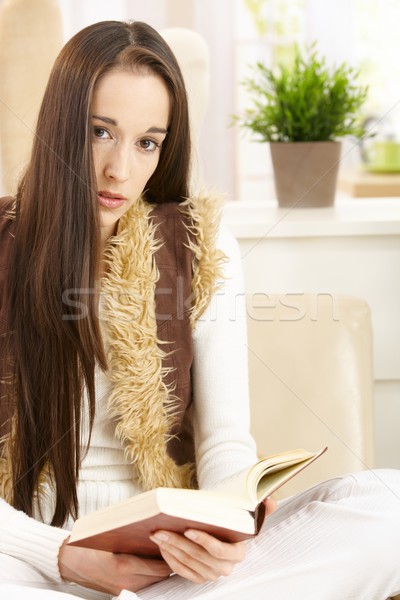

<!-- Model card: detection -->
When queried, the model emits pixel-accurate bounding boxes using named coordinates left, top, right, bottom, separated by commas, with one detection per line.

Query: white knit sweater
left=0, top=224, right=258, bottom=583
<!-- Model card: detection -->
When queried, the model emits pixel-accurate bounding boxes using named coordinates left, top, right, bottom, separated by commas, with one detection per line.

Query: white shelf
left=223, top=196, right=400, bottom=239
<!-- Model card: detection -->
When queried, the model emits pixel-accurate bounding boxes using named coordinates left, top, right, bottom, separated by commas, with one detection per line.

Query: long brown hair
left=6, top=21, right=191, bottom=526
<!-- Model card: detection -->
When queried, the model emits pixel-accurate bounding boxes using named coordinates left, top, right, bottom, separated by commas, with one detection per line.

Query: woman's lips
left=98, top=191, right=127, bottom=209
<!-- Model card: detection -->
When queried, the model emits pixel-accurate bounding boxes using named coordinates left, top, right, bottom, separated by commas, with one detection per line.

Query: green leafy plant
left=233, top=45, right=368, bottom=142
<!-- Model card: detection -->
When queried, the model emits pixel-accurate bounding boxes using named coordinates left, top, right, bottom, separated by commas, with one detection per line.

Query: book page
left=207, top=466, right=255, bottom=510
left=207, top=448, right=327, bottom=510
left=254, top=447, right=328, bottom=502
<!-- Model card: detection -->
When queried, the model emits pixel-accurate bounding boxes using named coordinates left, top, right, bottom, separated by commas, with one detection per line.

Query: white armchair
left=160, top=27, right=210, bottom=193
left=0, top=0, right=63, bottom=195
left=246, top=293, right=376, bottom=497
left=246, top=293, right=400, bottom=600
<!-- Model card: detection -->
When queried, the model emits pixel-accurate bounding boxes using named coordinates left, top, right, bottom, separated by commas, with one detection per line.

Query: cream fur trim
left=179, top=192, right=228, bottom=326
left=0, top=420, right=15, bottom=503
left=101, top=198, right=195, bottom=491
left=0, top=199, right=16, bottom=502
left=100, top=193, right=226, bottom=491
left=4, top=199, right=16, bottom=221
left=0, top=417, right=52, bottom=508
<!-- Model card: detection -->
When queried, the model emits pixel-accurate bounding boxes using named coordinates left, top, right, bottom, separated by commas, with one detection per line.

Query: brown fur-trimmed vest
left=0, top=194, right=226, bottom=502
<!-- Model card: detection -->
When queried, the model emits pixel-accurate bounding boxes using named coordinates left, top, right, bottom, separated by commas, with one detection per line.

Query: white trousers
left=1, top=469, right=399, bottom=600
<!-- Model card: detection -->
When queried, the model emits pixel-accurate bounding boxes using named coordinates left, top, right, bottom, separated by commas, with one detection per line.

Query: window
left=233, top=0, right=306, bottom=200
left=231, top=0, right=400, bottom=200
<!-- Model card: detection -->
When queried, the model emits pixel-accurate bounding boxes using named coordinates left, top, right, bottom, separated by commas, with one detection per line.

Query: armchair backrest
left=159, top=27, right=210, bottom=193
left=246, top=293, right=376, bottom=497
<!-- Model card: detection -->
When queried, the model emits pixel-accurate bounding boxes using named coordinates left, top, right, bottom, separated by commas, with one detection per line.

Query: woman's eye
left=93, top=126, right=110, bottom=139
left=139, top=139, right=159, bottom=152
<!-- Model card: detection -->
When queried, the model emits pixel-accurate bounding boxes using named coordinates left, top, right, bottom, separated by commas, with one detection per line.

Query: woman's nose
left=104, top=145, right=130, bottom=183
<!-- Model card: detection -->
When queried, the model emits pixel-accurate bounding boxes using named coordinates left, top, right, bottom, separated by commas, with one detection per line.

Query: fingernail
left=150, top=532, right=169, bottom=543
left=184, top=530, right=197, bottom=540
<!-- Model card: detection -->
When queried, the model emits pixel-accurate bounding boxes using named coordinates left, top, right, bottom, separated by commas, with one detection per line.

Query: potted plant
left=232, top=45, right=368, bottom=207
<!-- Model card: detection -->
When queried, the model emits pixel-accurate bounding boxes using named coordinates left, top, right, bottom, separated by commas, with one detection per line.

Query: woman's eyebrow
left=92, top=116, right=167, bottom=135
left=92, top=114, right=117, bottom=125
left=146, top=126, right=168, bottom=135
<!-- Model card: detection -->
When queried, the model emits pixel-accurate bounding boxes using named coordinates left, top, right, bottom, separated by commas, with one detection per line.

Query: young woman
left=0, top=19, right=399, bottom=600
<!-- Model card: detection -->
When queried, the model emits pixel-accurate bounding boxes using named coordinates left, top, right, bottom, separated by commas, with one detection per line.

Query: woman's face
left=91, top=68, right=170, bottom=244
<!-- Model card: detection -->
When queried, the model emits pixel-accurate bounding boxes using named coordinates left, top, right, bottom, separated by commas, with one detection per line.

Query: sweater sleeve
left=192, top=223, right=259, bottom=489
left=0, top=497, right=70, bottom=582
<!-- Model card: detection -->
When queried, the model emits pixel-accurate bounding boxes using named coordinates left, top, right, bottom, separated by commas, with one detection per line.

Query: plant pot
left=270, top=141, right=342, bottom=208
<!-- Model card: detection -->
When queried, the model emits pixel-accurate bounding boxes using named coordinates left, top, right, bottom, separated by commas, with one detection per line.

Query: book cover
left=68, top=447, right=327, bottom=557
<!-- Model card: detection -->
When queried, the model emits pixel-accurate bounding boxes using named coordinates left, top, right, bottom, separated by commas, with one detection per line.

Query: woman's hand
left=58, top=498, right=278, bottom=592
left=149, top=496, right=278, bottom=584
left=58, top=538, right=172, bottom=595
left=149, top=529, right=246, bottom=583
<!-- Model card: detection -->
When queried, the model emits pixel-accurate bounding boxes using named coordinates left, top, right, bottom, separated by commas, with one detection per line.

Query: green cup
left=364, top=140, right=400, bottom=172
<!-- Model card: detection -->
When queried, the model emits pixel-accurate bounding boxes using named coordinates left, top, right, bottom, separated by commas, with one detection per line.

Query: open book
left=68, top=447, right=327, bottom=557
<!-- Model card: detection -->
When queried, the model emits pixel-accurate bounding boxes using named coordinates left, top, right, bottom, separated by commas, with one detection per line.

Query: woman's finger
left=149, top=530, right=245, bottom=581
left=183, top=530, right=246, bottom=563
left=159, top=547, right=218, bottom=583
left=264, top=496, right=278, bottom=516
left=151, top=530, right=245, bottom=564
